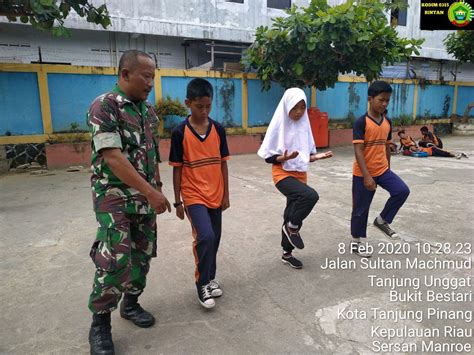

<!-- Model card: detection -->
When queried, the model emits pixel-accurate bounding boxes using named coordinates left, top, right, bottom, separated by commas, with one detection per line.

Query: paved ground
left=1, top=136, right=473, bottom=354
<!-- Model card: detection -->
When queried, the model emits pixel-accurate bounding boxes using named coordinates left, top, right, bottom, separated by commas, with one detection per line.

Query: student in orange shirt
left=417, top=127, right=468, bottom=158
left=398, top=129, right=464, bottom=158
left=398, top=129, right=419, bottom=153
left=419, top=126, right=443, bottom=148
left=258, top=88, right=333, bottom=269
left=169, top=78, right=230, bottom=309
left=351, top=81, right=410, bottom=257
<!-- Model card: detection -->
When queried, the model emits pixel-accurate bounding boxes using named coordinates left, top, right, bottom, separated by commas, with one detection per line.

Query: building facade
left=1, top=1, right=472, bottom=170
left=0, top=0, right=310, bottom=69
left=1, top=0, right=472, bottom=79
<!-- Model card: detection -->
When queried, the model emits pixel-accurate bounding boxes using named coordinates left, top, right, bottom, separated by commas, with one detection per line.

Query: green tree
left=244, top=0, right=423, bottom=91
left=444, top=31, right=474, bottom=63
left=154, top=96, right=188, bottom=122
left=0, top=0, right=111, bottom=37
left=384, top=0, right=408, bottom=12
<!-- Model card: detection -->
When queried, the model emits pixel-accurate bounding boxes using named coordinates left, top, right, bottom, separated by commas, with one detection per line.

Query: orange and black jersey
left=400, top=136, right=416, bottom=150
left=421, top=132, right=442, bottom=148
left=169, top=117, right=230, bottom=209
left=353, top=113, right=392, bottom=177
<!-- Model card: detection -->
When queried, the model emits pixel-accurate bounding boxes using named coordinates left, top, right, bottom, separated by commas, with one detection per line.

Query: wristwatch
left=156, top=181, right=163, bottom=188
left=173, top=201, right=183, bottom=208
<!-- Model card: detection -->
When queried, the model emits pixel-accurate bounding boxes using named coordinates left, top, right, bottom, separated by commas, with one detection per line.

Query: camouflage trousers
left=88, top=212, right=157, bottom=314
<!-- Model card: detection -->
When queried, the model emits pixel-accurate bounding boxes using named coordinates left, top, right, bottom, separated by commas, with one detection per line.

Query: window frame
left=267, top=0, right=291, bottom=10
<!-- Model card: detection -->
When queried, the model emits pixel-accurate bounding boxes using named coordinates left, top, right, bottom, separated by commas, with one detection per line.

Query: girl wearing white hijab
left=258, top=88, right=333, bottom=269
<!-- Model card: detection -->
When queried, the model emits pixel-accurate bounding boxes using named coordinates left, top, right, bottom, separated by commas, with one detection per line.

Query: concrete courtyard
left=1, top=136, right=473, bottom=354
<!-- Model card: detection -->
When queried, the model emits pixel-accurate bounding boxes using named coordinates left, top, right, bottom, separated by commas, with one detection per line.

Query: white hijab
left=257, top=88, right=317, bottom=172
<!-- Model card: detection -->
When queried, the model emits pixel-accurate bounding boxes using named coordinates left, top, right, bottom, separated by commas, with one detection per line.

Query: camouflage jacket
left=87, top=85, right=160, bottom=214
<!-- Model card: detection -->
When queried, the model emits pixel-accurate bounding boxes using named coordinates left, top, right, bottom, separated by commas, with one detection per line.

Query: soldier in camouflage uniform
left=87, top=50, right=171, bottom=355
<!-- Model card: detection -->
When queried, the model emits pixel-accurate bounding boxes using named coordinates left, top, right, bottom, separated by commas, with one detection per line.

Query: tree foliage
left=444, top=31, right=474, bottom=63
left=154, top=96, right=188, bottom=122
left=383, top=0, right=408, bottom=12
left=244, top=0, right=423, bottom=91
left=0, top=0, right=111, bottom=37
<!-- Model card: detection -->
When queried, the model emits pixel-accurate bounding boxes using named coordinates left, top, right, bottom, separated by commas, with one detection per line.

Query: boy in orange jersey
left=397, top=129, right=419, bottom=153
left=419, top=126, right=443, bottom=148
left=351, top=81, right=410, bottom=257
left=398, top=129, right=464, bottom=158
left=169, top=78, right=230, bottom=309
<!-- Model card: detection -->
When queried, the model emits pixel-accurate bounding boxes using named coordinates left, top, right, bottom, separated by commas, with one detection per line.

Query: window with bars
left=267, top=0, right=291, bottom=9
left=391, top=8, right=407, bottom=26
left=390, top=1, right=408, bottom=27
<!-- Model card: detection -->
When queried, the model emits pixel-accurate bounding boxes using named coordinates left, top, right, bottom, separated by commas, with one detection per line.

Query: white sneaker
left=209, top=280, right=223, bottom=298
left=456, top=153, right=462, bottom=159
left=197, top=284, right=215, bottom=309
left=461, top=152, right=469, bottom=159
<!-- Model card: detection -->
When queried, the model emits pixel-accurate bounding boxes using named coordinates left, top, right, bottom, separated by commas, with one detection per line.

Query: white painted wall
left=410, top=59, right=474, bottom=82
left=0, top=0, right=311, bottom=43
left=0, top=0, right=311, bottom=67
left=0, top=23, right=188, bottom=68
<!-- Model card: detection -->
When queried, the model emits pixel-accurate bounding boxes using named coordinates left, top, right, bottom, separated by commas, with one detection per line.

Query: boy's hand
left=176, top=205, right=185, bottom=220
left=277, top=150, right=299, bottom=162
left=363, top=175, right=377, bottom=191
left=221, top=195, right=230, bottom=211
left=310, top=151, right=333, bottom=162
left=146, top=190, right=171, bottom=214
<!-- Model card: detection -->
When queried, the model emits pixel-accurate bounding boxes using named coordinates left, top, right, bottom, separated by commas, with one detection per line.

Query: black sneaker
left=282, top=223, right=305, bottom=249
left=350, top=242, right=372, bottom=258
left=281, top=253, right=303, bottom=269
left=373, top=218, right=399, bottom=239
left=197, top=283, right=215, bottom=309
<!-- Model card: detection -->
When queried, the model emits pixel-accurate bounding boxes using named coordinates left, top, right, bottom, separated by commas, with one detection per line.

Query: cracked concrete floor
left=0, top=136, right=473, bottom=354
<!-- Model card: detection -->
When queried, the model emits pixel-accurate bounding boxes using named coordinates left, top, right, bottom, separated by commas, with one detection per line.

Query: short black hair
left=118, top=50, right=153, bottom=75
left=186, top=78, right=213, bottom=100
left=397, top=129, right=405, bottom=136
left=420, top=126, right=429, bottom=132
left=368, top=80, right=393, bottom=97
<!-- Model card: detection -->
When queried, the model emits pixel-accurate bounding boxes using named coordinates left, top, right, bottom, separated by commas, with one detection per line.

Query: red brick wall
left=45, top=142, right=92, bottom=169
left=45, top=134, right=264, bottom=168
left=44, top=127, right=432, bottom=168
left=329, top=129, right=353, bottom=147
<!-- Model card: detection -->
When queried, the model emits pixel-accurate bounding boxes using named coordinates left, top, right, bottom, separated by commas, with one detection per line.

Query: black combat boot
left=89, top=313, right=115, bottom=355
left=120, top=294, right=155, bottom=328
